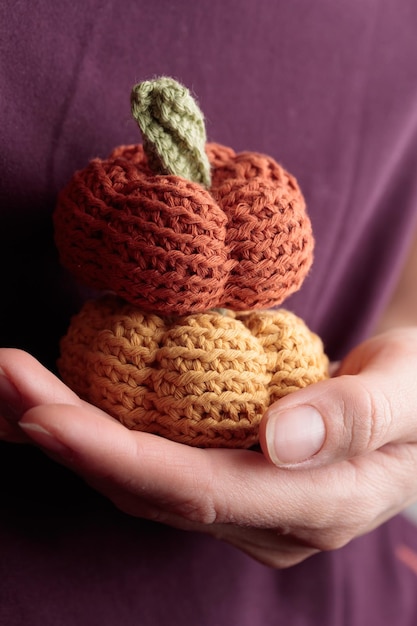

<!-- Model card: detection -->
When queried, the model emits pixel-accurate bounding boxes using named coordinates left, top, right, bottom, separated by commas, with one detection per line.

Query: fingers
left=13, top=401, right=366, bottom=530
left=260, top=328, right=417, bottom=468
left=0, top=348, right=88, bottom=443
left=19, top=402, right=221, bottom=524
left=17, top=401, right=318, bottom=529
left=0, top=348, right=81, bottom=420
left=18, top=400, right=322, bottom=568
left=16, top=395, right=417, bottom=564
left=4, top=338, right=417, bottom=551
left=5, top=342, right=417, bottom=572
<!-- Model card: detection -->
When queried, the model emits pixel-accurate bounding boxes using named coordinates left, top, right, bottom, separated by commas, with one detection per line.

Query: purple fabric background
left=1, top=0, right=417, bottom=624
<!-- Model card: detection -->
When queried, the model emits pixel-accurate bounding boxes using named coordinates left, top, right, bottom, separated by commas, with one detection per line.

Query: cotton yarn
left=130, top=76, right=212, bottom=187
left=54, top=141, right=313, bottom=315
left=58, top=296, right=329, bottom=448
left=55, top=76, right=329, bottom=448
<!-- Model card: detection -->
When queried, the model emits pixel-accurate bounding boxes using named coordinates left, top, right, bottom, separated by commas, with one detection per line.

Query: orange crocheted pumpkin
left=54, top=119, right=313, bottom=315
left=58, top=296, right=328, bottom=448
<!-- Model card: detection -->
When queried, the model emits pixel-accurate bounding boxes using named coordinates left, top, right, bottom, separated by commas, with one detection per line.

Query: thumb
left=259, top=329, right=417, bottom=468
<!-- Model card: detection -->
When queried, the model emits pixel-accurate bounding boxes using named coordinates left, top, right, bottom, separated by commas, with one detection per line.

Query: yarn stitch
left=131, top=76, right=211, bottom=187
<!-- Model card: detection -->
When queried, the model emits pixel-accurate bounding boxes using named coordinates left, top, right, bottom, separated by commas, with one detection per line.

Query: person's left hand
left=2, top=329, right=417, bottom=569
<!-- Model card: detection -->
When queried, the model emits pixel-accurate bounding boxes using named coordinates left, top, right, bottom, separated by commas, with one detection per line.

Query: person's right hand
left=2, top=331, right=417, bottom=569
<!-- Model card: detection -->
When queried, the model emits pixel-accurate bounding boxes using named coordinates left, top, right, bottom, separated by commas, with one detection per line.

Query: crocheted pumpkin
left=54, top=78, right=313, bottom=315
left=58, top=296, right=328, bottom=448
left=55, top=77, right=329, bottom=448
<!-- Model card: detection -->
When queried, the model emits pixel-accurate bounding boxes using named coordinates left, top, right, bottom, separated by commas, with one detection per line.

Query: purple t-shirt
left=1, top=1, right=417, bottom=624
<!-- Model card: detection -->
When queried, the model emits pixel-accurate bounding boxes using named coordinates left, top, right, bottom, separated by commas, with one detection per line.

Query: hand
left=1, top=329, right=417, bottom=569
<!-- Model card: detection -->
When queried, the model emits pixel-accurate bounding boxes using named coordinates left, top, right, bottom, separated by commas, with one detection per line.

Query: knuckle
left=173, top=495, right=218, bottom=526
left=341, top=376, right=394, bottom=456
left=169, top=457, right=219, bottom=526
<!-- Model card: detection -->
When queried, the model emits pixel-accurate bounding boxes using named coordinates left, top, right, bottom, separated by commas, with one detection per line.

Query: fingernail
left=266, top=405, right=326, bottom=466
left=0, top=368, right=23, bottom=421
left=18, top=422, right=71, bottom=456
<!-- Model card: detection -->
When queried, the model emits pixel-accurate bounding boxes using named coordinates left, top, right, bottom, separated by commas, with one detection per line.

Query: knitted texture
left=58, top=296, right=329, bottom=448
left=131, top=76, right=211, bottom=187
left=55, top=76, right=328, bottom=449
left=54, top=142, right=314, bottom=315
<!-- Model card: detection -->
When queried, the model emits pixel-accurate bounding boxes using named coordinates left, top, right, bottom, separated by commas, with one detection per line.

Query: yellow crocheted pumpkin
left=58, top=296, right=328, bottom=448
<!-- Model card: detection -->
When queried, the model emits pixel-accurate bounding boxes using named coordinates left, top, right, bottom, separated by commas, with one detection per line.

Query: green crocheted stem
left=130, top=77, right=211, bottom=187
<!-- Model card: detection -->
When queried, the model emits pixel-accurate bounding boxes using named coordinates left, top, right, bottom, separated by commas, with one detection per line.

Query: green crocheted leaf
left=131, top=77, right=211, bottom=187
